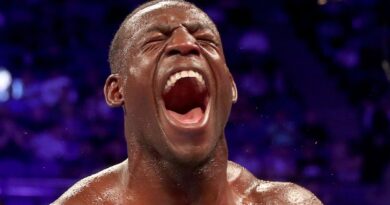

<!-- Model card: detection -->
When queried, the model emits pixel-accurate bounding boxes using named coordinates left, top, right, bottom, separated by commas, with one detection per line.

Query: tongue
left=167, top=107, right=203, bottom=124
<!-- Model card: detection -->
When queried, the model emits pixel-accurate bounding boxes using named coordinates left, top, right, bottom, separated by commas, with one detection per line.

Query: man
left=53, top=0, right=323, bottom=204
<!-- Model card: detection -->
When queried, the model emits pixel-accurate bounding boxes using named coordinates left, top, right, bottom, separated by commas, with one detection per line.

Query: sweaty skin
left=53, top=1, right=323, bottom=204
left=53, top=161, right=321, bottom=205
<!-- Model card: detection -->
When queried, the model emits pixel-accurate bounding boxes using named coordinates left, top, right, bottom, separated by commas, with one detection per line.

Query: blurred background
left=0, top=0, right=389, bottom=204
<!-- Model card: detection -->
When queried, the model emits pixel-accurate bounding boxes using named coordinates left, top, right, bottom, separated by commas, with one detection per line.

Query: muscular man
left=53, top=0, right=322, bottom=204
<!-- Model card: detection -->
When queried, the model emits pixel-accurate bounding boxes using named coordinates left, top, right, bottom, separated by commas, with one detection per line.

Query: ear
left=104, top=74, right=124, bottom=107
left=230, top=74, right=238, bottom=104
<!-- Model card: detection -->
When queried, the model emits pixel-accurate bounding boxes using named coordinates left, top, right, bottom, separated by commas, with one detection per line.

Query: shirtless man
left=53, top=0, right=323, bottom=204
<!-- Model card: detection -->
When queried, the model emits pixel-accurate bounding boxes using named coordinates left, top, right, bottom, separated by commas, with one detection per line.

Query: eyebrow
left=145, top=22, right=214, bottom=34
left=182, top=22, right=206, bottom=32
left=145, top=24, right=173, bottom=34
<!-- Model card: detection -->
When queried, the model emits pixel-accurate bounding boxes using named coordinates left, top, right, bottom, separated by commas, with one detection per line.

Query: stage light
left=12, top=78, right=24, bottom=99
left=0, top=91, right=9, bottom=102
left=318, top=0, right=327, bottom=6
left=0, top=67, right=12, bottom=92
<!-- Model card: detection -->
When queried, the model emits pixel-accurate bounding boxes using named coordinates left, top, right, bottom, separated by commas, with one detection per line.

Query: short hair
left=108, top=0, right=193, bottom=74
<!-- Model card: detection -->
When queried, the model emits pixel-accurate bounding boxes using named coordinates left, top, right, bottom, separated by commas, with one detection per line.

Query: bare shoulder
left=51, top=160, right=126, bottom=205
left=227, top=161, right=323, bottom=205
left=245, top=180, right=324, bottom=205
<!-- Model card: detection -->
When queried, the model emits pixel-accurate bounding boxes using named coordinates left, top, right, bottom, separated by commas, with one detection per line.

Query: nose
left=165, top=27, right=200, bottom=56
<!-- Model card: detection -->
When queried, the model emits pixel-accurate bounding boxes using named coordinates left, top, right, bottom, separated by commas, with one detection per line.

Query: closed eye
left=144, top=37, right=165, bottom=45
left=197, top=37, right=218, bottom=47
left=141, top=34, right=167, bottom=52
left=143, top=33, right=167, bottom=45
left=195, top=32, right=219, bottom=47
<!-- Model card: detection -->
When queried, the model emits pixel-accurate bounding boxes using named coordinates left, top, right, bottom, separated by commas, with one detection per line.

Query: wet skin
left=53, top=2, right=323, bottom=204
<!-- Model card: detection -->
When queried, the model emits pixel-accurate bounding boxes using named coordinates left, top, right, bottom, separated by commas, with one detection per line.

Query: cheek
left=122, top=50, right=165, bottom=122
left=127, top=57, right=153, bottom=80
left=200, top=47, right=233, bottom=126
left=127, top=44, right=166, bottom=79
left=199, top=45, right=229, bottom=74
left=199, top=46, right=231, bottom=95
left=200, top=45, right=221, bottom=61
left=123, top=72, right=162, bottom=141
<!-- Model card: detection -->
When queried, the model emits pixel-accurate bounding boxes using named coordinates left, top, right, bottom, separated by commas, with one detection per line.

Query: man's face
left=113, top=2, right=236, bottom=165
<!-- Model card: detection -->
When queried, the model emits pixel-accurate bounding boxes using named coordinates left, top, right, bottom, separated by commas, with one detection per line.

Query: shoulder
left=246, top=181, right=323, bottom=205
left=51, top=161, right=126, bottom=205
left=227, top=161, right=323, bottom=205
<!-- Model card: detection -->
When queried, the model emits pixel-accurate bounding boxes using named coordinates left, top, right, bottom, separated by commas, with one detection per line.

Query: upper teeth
left=164, top=70, right=205, bottom=92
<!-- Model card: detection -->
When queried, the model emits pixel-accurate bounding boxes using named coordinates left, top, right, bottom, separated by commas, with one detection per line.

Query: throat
left=162, top=77, right=209, bottom=125
left=124, top=138, right=231, bottom=204
left=141, top=164, right=230, bottom=205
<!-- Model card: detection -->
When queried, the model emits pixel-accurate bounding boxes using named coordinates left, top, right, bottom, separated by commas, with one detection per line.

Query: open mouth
left=162, top=70, right=210, bottom=125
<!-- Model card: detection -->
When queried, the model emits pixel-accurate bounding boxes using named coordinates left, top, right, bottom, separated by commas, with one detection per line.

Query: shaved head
left=109, top=0, right=201, bottom=74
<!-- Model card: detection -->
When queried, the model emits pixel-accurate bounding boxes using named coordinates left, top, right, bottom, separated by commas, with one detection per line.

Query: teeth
left=200, top=77, right=205, bottom=85
left=189, top=70, right=196, bottom=77
left=175, top=73, right=181, bottom=80
left=164, top=70, right=205, bottom=93
left=182, top=71, right=189, bottom=78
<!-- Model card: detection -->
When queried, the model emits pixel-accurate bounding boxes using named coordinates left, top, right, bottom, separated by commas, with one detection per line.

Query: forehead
left=125, top=1, right=217, bottom=34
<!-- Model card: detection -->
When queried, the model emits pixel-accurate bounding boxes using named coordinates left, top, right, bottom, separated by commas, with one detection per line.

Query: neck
left=123, top=137, right=235, bottom=205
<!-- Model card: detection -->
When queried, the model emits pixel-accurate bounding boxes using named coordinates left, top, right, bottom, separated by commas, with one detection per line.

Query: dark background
left=0, top=0, right=389, bottom=204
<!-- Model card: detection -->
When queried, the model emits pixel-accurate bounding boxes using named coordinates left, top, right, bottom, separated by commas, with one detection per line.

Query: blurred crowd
left=286, top=0, right=390, bottom=185
left=0, top=0, right=389, bottom=204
